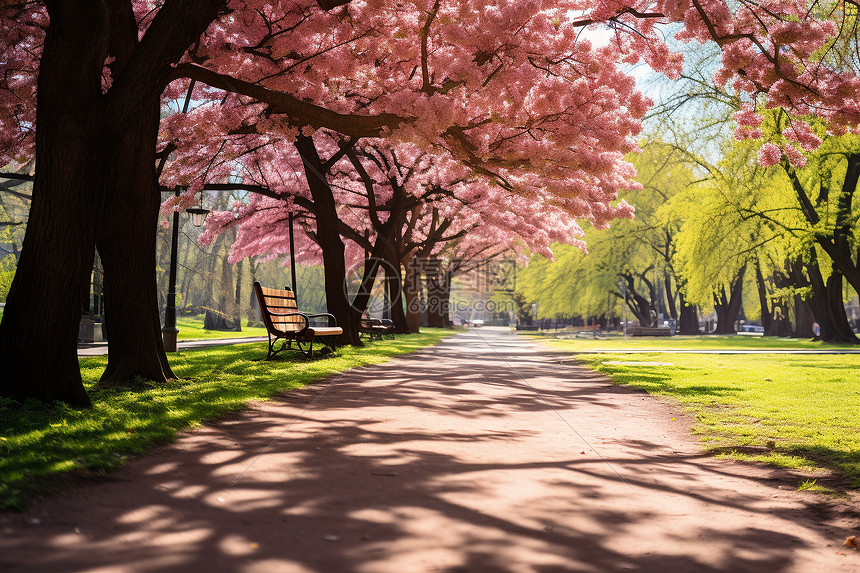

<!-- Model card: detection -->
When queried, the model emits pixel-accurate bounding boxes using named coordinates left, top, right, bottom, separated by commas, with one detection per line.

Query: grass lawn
left=0, top=328, right=454, bottom=510
left=543, top=335, right=860, bottom=492
left=176, top=316, right=270, bottom=340
left=534, top=331, right=860, bottom=350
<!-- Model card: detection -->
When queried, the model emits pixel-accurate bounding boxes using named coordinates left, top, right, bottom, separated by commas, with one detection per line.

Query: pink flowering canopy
left=197, top=135, right=582, bottom=267
left=3, top=0, right=860, bottom=233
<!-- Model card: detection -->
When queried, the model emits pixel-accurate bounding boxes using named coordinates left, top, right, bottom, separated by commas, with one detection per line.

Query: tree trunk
left=0, top=0, right=229, bottom=404
left=755, top=262, right=774, bottom=335
left=677, top=292, right=699, bottom=335
left=792, top=296, right=816, bottom=338
left=426, top=256, right=450, bottom=328
left=403, top=255, right=422, bottom=333
left=664, top=272, right=677, bottom=320
left=295, top=135, right=359, bottom=344
left=806, top=253, right=857, bottom=343
left=347, top=238, right=383, bottom=335
left=622, top=275, right=655, bottom=327
left=234, top=257, right=244, bottom=328
left=97, top=97, right=176, bottom=386
left=0, top=2, right=113, bottom=406
left=384, top=252, right=410, bottom=334
left=713, top=264, right=746, bottom=334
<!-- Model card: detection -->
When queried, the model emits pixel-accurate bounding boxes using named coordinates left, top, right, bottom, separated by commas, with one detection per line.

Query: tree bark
left=97, top=97, right=176, bottom=386
left=295, top=135, right=359, bottom=344
left=403, top=255, right=422, bottom=333
left=677, top=292, right=699, bottom=335
left=805, top=252, right=857, bottom=343
left=713, top=264, right=746, bottom=334
left=755, top=262, right=774, bottom=335
left=0, top=0, right=242, bottom=405
left=347, top=237, right=384, bottom=334
left=664, top=271, right=677, bottom=320
left=426, top=256, right=450, bottom=328
left=621, top=275, right=655, bottom=327
left=0, top=2, right=112, bottom=406
left=383, top=249, right=410, bottom=334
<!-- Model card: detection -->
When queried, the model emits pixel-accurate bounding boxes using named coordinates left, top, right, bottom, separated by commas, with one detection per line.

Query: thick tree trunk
left=426, top=257, right=450, bottom=328
left=295, top=135, right=359, bottom=345
left=0, top=0, right=229, bottom=405
left=677, top=292, right=699, bottom=335
left=0, top=2, right=112, bottom=406
left=806, top=254, right=857, bottom=343
left=787, top=257, right=816, bottom=338
left=347, top=239, right=383, bottom=335
left=713, top=264, right=746, bottom=334
left=97, top=99, right=176, bottom=385
left=819, top=272, right=857, bottom=342
left=793, top=296, right=816, bottom=338
left=98, top=0, right=177, bottom=386
left=384, top=253, right=409, bottom=334
left=403, top=255, right=422, bottom=333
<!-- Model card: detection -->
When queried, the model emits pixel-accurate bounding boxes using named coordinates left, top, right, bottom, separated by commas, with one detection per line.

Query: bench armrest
left=305, top=312, right=338, bottom=327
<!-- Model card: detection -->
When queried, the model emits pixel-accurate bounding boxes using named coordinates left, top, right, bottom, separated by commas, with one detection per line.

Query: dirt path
left=2, top=328, right=858, bottom=572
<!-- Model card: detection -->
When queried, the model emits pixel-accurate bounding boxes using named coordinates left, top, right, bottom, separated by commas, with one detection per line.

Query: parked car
left=738, top=324, right=765, bottom=335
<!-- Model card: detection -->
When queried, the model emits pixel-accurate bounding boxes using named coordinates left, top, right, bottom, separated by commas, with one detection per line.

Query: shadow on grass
left=0, top=331, right=452, bottom=510
left=0, top=329, right=852, bottom=572
left=583, top=366, right=743, bottom=400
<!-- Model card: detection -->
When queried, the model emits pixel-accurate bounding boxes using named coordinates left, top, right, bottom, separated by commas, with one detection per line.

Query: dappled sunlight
left=1, top=329, right=857, bottom=572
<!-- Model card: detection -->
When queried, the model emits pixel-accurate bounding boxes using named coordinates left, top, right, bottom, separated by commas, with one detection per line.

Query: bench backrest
left=253, top=282, right=304, bottom=333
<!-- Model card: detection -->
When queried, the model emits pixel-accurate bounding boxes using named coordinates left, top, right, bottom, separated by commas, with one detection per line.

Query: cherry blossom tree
left=2, top=0, right=860, bottom=405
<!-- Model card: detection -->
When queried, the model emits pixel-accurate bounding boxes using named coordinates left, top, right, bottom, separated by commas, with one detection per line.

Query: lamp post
left=617, top=278, right=628, bottom=337
left=162, top=190, right=209, bottom=352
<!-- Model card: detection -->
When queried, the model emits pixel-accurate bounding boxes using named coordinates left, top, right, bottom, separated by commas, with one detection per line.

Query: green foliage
left=518, top=140, right=697, bottom=319
left=546, top=336, right=860, bottom=487
left=0, top=329, right=453, bottom=510
left=175, top=316, right=270, bottom=340
left=0, top=252, right=15, bottom=303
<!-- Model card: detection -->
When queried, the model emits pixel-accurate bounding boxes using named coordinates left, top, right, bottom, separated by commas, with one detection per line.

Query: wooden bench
left=628, top=326, right=672, bottom=336
left=253, top=281, right=343, bottom=359
left=358, top=315, right=395, bottom=341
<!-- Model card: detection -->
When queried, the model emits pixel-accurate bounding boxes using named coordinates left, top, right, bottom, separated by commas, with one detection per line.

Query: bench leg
left=296, top=336, right=314, bottom=358
left=266, top=332, right=276, bottom=360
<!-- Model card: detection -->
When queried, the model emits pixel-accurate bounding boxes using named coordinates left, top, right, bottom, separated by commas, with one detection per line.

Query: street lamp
left=617, top=278, right=628, bottom=337
left=161, top=190, right=210, bottom=353
left=186, top=206, right=210, bottom=228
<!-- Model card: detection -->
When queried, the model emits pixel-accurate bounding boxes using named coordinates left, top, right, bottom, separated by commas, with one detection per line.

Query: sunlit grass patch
left=0, top=329, right=453, bottom=510
left=175, top=315, right=269, bottom=340
left=545, top=337, right=860, bottom=490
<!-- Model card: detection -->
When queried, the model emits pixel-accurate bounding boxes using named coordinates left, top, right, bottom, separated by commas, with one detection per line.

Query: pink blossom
left=782, top=121, right=822, bottom=151
left=783, top=143, right=807, bottom=167
left=757, top=142, right=783, bottom=167
left=732, top=105, right=763, bottom=128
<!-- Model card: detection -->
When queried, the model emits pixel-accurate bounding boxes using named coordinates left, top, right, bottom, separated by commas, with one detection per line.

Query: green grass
left=0, top=329, right=453, bottom=510
left=543, top=331, right=859, bottom=350
left=543, top=336, right=860, bottom=490
left=176, top=316, right=270, bottom=340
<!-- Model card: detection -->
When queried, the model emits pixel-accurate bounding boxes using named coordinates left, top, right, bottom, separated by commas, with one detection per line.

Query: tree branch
left=171, top=64, right=406, bottom=137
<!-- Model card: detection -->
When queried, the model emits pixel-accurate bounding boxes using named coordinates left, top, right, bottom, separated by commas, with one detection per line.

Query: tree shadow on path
left=1, top=329, right=858, bottom=572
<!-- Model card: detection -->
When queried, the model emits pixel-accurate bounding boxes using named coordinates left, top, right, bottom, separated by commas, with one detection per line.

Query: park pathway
left=3, top=328, right=859, bottom=572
